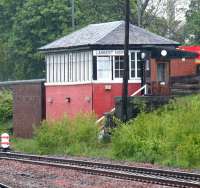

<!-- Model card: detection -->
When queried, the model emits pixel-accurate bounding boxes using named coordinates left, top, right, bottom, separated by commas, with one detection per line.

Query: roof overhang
left=38, top=44, right=179, bottom=54
left=144, top=46, right=198, bottom=59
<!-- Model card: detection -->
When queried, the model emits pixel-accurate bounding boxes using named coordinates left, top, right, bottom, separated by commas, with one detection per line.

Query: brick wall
left=11, top=80, right=45, bottom=138
left=0, top=80, right=45, bottom=138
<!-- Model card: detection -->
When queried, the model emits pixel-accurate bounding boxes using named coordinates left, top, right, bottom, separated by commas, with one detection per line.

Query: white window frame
left=129, top=50, right=141, bottom=80
left=97, top=56, right=112, bottom=81
left=113, top=55, right=124, bottom=81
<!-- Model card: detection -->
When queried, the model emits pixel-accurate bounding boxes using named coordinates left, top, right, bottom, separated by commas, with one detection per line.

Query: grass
left=112, top=95, right=200, bottom=168
left=12, top=95, right=200, bottom=169
left=11, top=138, right=38, bottom=154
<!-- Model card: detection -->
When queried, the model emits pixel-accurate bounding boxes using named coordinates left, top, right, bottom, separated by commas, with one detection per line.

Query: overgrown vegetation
left=13, top=95, right=200, bottom=169
left=35, top=113, right=102, bottom=155
left=0, top=90, right=13, bottom=134
left=112, top=95, right=200, bottom=168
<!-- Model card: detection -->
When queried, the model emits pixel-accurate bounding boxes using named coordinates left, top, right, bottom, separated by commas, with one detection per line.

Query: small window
left=157, top=63, right=166, bottom=82
left=130, top=51, right=141, bottom=79
left=114, top=56, right=124, bottom=79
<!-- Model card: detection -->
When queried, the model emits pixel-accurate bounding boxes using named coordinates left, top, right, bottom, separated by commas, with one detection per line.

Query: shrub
left=0, top=90, right=13, bottom=122
left=35, top=113, right=98, bottom=155
left=112, top=95, right=200, bottom=168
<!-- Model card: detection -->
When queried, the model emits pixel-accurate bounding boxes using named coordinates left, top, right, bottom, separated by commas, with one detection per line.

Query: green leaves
left=0, top=90, right=13, bottom=123
left=35, top=113, right=98, bottom=155
left=185, top=0, right=200, bottom=44
left=112, top=95, right=200, bottom=168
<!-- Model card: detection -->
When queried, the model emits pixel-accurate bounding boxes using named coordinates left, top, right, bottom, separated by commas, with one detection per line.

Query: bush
left=0, top=89, right=13, bottom=122
left=112, top=95, right=200, bottom=168
left=35, top=113, right=99, bottom=155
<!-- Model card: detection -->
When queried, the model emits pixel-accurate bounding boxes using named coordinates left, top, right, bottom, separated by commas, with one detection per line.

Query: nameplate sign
left=93, top=50, right=124, bottom=56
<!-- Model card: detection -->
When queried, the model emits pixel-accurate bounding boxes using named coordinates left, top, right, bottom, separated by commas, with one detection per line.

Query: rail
left=0, top=183, right=11, bottom=188
left=96, top=84, right=148, bottom=124
left=0, top=152, right=199, bottom=187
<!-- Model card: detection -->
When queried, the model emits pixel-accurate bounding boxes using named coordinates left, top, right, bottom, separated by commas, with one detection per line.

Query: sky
left=147, top=0, right=191, bottom=22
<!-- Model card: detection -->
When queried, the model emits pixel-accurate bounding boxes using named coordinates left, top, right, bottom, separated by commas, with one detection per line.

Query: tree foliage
left=0, top=0, right=197, bottom=81
left=0, top=90, right=13, bottom=123
left=185, top=0, right=200, bottom=44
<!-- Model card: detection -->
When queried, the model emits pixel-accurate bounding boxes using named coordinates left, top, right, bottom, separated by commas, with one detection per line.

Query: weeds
left=112, top=95, right=200, bottom=168
left=35, top=113, right=99, bottom=155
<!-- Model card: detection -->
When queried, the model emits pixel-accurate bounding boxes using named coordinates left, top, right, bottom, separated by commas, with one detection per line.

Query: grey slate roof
left=39, top=21, right=179, bottom=51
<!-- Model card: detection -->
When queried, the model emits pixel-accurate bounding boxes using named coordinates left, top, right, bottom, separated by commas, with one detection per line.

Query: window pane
left=115, top=70, right=119, bottom=78
left=137, top=52, right=141, bottom=61
left=114, top=56, right=124, bottom=79
left=131, top=70, right=135, bottom=78
left=157, top=63, right=165, bottom=82
left=115, top=60, right=119, bottom=69
left=120, top=59, right=124, bottom=69
left=131, top=61, right=135, bottom=68
left=97, top=57, right=111, bottom=80
left=120, top=70, right=124, bottom=78
left=131, top=53, right=135, bottom=60
left=137, top=61, right=141, bottom=78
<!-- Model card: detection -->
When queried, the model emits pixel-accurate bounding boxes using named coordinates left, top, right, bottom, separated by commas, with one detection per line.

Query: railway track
left=0, top=152, right=199, bottom=188
left=0, top=183, right=10, bottom=188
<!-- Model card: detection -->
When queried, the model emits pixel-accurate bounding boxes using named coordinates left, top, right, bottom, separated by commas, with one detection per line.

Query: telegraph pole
left=121, top=0, right=130, bottom=122
left=71, top=0, right=75, bottom=30
left=137, top=0, right=141, bottom=27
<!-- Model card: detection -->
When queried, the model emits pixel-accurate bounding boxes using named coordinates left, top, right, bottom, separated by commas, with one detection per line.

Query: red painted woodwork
left=170, top=58, right=196, bottom=77
left=93, top=83, right=140, bottom=117
left=45, top=83, right=141, bottom=120
left=46, top=84, right=93, bottom=120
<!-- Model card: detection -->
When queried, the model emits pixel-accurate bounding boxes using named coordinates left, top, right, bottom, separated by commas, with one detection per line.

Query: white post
left=1, top=133, right=10, bottom=150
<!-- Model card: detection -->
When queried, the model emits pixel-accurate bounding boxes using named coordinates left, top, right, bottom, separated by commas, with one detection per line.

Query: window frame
left=113, top=55, right=124, bottom=80
left=96, top=56, right=112, bottom=81
left=129, top=50, right=141, bottom=80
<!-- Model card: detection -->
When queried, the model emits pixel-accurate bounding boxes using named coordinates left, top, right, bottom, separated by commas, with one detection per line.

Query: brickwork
left=0, top=80, right=45, bottom=138
left=11, top=80, right=45, bottom=138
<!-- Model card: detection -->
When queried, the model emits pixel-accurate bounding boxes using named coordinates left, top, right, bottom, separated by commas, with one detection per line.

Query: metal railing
left=96, top=84, right=148, bottom=124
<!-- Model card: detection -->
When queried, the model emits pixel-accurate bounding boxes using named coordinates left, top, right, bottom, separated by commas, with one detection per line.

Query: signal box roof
left=39, top=21, right=179, bottom=51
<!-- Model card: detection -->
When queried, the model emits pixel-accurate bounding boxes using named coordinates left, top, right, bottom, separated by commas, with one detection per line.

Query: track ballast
left=0, top=152, right=199, bottom=188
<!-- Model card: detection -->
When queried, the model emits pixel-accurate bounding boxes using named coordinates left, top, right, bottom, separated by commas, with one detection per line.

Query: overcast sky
left=147, top=0, right=191, bottom=22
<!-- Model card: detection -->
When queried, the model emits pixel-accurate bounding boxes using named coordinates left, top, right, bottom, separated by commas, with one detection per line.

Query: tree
left=185, top=0, right=200, bottom=44
left=76, top=0, right=138, bottom=27
left=0, top=0, right=25, bottom=41
left=8, top=0, right=72, bottom=79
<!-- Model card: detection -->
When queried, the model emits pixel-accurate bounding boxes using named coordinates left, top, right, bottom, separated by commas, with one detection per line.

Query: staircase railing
left=96, top=84, right=148, bottom=124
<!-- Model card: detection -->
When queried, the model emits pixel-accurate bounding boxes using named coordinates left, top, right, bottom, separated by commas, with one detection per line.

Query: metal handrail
left=96, top=84, right=148, bottom=124
left=131, top=84, right=148, bottom=96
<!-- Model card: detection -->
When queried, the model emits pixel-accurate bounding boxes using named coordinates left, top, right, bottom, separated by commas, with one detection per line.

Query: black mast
left=121, top=0, right=130, bottom=122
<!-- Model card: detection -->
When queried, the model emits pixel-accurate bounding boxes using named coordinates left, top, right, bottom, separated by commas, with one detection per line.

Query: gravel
left=0, top=159, right=170, bottom=188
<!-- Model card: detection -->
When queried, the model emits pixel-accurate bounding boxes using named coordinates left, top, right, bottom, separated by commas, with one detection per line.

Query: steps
left=171, top=75, right=200, bottom=96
